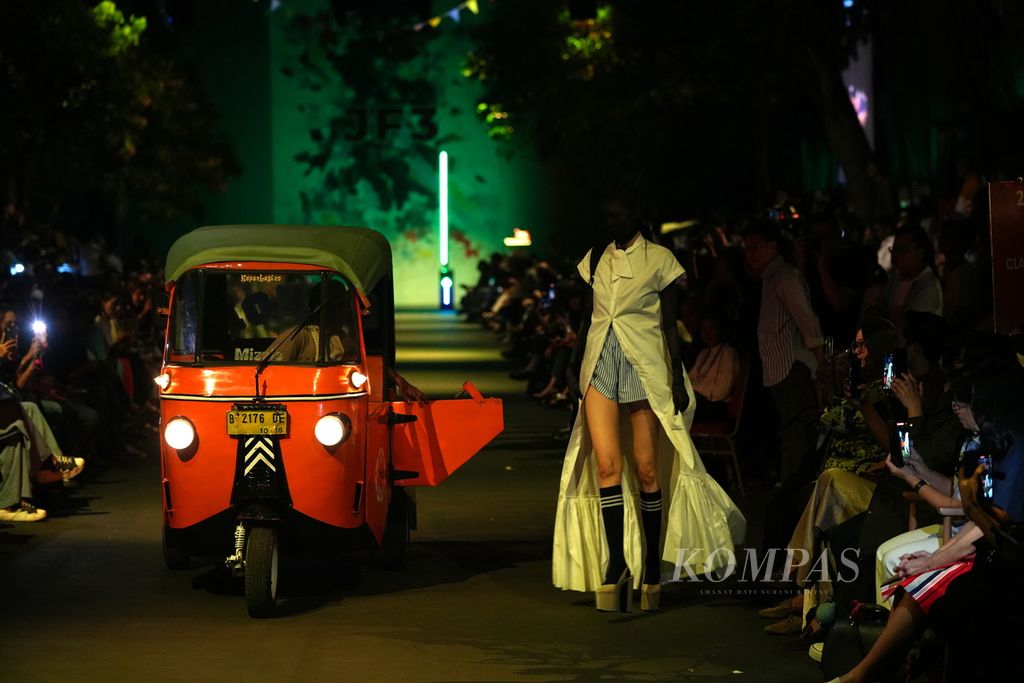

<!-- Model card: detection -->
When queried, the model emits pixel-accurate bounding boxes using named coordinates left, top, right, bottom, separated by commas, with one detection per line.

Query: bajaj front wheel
left=245, top=526, right=279, bottom=618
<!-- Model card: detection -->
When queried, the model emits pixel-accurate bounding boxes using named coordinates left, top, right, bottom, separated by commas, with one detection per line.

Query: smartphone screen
left=979, top=455, right=995, bottom=501
left=883, top=353, right=895, bottom=389
left=892, top=421, right=911, bottom=467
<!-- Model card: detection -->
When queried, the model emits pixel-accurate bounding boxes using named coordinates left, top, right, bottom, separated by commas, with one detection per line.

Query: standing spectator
left=875, top=226, right=943, bottom=329
left=937, top=219, right=980, bottom=335
left=743, top=220, right=825, bottom=484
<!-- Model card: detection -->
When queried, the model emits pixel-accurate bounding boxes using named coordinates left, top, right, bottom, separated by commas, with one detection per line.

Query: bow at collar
left=609, top=247, right=634, bottom=281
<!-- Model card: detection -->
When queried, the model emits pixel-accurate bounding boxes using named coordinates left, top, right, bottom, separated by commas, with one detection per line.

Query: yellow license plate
left=226, top=409, right=288, bottom=436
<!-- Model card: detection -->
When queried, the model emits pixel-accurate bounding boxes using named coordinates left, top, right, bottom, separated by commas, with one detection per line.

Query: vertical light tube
left=439, top=150, right=449, bottom=267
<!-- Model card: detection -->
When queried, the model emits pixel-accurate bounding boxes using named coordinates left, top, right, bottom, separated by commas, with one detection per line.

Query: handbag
left=819, top=602, right=888, bottom=678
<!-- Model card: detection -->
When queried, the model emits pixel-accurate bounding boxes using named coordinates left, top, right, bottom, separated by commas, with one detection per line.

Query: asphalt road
left=1, top=311, right=822, bottom=683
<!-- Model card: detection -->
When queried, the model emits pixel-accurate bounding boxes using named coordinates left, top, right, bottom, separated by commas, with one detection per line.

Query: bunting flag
left=415, top=0, right=488, bottom=31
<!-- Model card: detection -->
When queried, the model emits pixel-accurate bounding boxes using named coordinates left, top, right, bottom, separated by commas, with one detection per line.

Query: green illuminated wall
left=267, top=1, right=553, bottom=307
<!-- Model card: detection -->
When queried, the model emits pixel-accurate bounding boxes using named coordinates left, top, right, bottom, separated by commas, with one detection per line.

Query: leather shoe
left=757, top=596, right=800, bottom=619
left=764, top=614, right=802, bottom=635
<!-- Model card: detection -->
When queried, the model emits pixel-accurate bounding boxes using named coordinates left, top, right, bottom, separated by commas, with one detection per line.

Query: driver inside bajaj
left=274, top=279, right=351, bottom=363
left=273, top=279, right=425, bottom=403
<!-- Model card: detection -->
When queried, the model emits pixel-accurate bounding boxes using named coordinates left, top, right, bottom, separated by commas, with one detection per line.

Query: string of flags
left=413, top=0, right=480, bottom=31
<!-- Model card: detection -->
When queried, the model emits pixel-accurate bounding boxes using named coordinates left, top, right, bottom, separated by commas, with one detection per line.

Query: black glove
left=672, top=376, right=689, bottom=415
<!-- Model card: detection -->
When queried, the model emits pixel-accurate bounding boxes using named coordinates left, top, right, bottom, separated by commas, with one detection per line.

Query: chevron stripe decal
left=243, top=437, right=277, bottom=476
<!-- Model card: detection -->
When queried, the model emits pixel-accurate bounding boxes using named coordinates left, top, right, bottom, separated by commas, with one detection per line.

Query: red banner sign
left=989, top=181, right=1024, bottom=334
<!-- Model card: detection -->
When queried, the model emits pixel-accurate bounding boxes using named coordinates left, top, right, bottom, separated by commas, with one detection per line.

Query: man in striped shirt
left=743, top=221, right=826, bottom=485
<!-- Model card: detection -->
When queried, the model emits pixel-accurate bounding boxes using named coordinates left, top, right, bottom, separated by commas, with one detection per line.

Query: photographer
left=1, top=305, right=46, bottom=391
left=1, top=305, right=101, bottom=459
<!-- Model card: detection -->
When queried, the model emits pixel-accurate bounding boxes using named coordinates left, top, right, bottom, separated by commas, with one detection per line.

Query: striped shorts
left=590, top=327, right=647, bottom=404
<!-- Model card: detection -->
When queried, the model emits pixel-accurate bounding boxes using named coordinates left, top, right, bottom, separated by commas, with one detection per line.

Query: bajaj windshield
left=166, top=270, right=360, bottom=365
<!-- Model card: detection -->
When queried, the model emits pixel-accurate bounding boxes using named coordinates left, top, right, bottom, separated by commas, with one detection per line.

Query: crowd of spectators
left=0, top=220, right=163, bottom=522
left=461, top=171, right=1024, bottom=680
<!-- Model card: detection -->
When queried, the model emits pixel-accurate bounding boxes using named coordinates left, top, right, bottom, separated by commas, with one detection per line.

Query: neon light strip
left=439, top=150, right=449, bottom=266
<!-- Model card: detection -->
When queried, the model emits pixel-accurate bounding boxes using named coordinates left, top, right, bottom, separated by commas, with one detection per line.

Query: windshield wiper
left=253, top=280, right=345, bottom=401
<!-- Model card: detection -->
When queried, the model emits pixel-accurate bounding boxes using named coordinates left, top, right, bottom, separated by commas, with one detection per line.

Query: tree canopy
left=0, top=0, right=238, bottom=233
left=462, top=0, right=894, bottom=220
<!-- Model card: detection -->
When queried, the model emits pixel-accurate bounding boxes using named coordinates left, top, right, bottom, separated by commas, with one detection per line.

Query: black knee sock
left=599, top=485, right=626, bottom=584
left=640, top=489, right=662, bottom=584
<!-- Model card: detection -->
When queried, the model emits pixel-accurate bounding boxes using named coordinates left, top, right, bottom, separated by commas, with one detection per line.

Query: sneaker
left=758, top=596, right=801, bottom=619
left=0, top=501, right=47, bottom=522
left=764, top=614, right=803, bottom=635
left=48, top=454, right=86, bottom=482
left=808, top=641, right=824, bottom=663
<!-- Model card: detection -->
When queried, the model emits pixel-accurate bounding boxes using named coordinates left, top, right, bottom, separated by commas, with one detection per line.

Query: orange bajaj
left=156, top=225, right=503, bottom=617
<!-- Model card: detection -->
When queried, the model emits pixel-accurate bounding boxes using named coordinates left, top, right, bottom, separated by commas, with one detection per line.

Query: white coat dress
left=552, top=238, right=747, bottom=592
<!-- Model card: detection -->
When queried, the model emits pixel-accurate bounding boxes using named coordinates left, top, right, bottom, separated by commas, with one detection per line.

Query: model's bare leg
left=585, top=387, right=629, bottom=592
left=585, top=387, right=623, bottom=487
left=628, top=401, right=659, bottom=492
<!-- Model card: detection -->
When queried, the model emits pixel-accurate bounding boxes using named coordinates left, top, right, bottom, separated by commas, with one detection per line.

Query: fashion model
left=552, top=196, right=746, bottom=611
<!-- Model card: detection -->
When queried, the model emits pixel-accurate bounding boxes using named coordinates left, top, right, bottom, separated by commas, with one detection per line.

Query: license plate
left=227, top=406, right=288, bottom=436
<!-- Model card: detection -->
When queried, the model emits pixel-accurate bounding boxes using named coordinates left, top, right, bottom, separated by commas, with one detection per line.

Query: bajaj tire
left=245, top=526, right=279, bottom=618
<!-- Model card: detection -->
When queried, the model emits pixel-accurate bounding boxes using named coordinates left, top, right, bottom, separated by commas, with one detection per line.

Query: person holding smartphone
left=874, top=373, right=980, bottom=603
left=828, top=373, right=1024, bottom=683
left=923, top=459, right=1024, bottom=680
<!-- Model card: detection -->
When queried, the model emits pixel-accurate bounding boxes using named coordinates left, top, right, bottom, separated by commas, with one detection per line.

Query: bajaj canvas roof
left=165, top=225, right=392, bottom=297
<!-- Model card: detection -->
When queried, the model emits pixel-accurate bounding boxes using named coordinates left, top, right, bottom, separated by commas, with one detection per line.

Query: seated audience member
left=758, top=320, right=898, bottom=633
left=928, top=458, right=1024, bottom=679
left=833, top=329, right=989, bottom=612
left=1, top=305, right=101, bottom=458
left=828, top=371, right=1024, bottom=683
left=1, top=389, right=86, bottom=522
left=874, top=371, right=979, bottom=603
left=689, top=315, right=740, bottom=422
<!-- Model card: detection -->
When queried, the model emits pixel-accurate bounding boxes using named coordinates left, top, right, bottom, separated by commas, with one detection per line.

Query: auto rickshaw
left=156, top=225, right=503, bottom=617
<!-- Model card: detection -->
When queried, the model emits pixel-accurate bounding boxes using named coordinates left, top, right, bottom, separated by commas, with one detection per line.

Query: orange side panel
left=161, top=397, right=367, bottom=530
left=364, top=402, right=392, bottom=544
left=390, top=382, right=503, bottom=487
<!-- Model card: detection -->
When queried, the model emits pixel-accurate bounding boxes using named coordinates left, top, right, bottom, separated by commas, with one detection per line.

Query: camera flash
left=31, top=321, right=46, bottom=336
